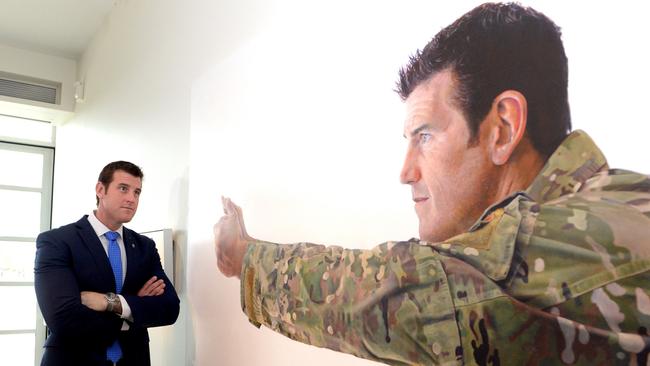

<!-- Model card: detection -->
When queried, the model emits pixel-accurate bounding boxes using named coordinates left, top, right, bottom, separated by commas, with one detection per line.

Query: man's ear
left=95, top=182, right=105, bottom=200
left=487, top=90, right=528, bottom=165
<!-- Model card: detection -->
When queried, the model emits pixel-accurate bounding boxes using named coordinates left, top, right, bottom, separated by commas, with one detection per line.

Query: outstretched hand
left=214, top=197, right=252, bottom=278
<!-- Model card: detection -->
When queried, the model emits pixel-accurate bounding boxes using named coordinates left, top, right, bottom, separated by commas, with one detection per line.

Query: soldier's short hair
left=397, top=2, right=571, bottom=157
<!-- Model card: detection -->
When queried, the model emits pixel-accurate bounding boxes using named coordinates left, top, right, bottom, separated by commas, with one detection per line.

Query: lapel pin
left=131, top=243, right=135, bottom=248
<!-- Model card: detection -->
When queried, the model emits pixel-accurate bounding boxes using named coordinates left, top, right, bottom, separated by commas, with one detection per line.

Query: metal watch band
left=105, top=292, right=118, bottom=313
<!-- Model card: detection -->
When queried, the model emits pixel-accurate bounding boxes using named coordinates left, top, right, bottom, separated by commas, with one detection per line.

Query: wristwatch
left=105, top=292, right=119, bottom=313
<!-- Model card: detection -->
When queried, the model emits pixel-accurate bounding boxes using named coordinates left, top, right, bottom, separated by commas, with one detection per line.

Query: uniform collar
left=465, top=130, right=608, bottom=234
left=525, top=130, right=608, bottom=203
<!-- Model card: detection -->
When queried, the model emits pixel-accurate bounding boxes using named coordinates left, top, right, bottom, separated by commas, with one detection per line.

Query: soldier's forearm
left=241, top=239, right=461, bottom=365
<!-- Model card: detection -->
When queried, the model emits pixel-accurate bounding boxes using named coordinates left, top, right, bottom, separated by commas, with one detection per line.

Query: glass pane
left=0, top=190, right=41, bottom=238
left=0, top=114, right=52, bottom=143
left=0, top=286, right=37, bottom=331
left=0, top=149, right=44, bottom=188
left=0, top=333, right=34, bottom=366
left=0, top=241, right=36, bottom=282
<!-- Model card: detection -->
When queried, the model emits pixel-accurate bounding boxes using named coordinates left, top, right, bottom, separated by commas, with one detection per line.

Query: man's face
left=401, top=70, right=499, bottom=242
left=96, top=170, right=142, bottom=229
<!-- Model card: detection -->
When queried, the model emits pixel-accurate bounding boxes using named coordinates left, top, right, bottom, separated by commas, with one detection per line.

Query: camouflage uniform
left=240, top=130, right=650, bottom=365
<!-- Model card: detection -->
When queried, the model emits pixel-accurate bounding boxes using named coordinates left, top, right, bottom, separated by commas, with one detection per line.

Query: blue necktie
left=105, top=231, right=123, bottom=363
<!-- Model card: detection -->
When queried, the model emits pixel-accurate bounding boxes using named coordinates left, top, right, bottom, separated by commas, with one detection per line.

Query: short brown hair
left=96, top=161, right=144, bottom=205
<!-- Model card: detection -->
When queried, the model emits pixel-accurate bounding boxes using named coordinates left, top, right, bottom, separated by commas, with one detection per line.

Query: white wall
left=188, top=1, right=650, bottom=365
left=51, top=0, right=273, bottom=365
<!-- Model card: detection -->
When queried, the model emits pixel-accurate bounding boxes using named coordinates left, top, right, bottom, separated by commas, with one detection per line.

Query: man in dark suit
left=34, top=161, right=180, bottom=366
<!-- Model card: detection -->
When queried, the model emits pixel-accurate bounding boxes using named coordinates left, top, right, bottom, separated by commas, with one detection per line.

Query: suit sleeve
left=122, top=239, right=180, bottom=329
left=34, top=231, right=122, bottom=344
left=240, top=239, right=462, bottom=365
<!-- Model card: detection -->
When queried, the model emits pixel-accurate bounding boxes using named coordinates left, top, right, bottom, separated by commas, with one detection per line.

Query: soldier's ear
left=486, top=90, right=528, bottom=165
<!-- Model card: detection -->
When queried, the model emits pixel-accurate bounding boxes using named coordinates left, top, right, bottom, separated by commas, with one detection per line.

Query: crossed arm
left=35, top=232, right=178, bottom=343
left=80, top=276, right=166, bottom=314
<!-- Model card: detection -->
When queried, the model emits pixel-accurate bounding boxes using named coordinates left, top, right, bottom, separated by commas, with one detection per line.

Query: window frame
left=0, top=137, right=54, bottom=366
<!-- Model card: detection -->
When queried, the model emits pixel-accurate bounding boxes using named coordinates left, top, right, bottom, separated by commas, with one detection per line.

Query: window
left=0, top=117, right=54, bottom=366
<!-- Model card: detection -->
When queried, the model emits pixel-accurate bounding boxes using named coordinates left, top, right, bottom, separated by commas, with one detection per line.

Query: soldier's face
left=400, top=70, right=499, bottom=242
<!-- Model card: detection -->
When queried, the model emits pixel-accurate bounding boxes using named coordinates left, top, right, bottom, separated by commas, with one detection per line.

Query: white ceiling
left=0, top=0, right=114, bottom=59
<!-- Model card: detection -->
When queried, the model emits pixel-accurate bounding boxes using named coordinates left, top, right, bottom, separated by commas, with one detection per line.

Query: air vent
left=0, top=72, right=60, bottom=105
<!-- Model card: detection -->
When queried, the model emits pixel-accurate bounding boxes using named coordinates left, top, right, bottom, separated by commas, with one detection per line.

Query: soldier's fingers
left=222, top=196, right=232, bottom=215
left=226, top=197, right=237, bottom=216
left=233, top=204, right=249, bottom=238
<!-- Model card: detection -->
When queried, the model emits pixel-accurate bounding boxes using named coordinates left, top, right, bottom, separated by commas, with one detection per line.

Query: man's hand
left=214, top=196, right=251, bottom=278
left=81, top=275, right=163, bottom=312
left=80, top=291, right=108, bottom=311
left=138, top=276, right=165, bottom=296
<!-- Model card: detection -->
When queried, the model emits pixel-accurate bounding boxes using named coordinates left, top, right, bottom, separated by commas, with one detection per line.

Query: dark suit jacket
left=34, top=216, right=180, bottom=366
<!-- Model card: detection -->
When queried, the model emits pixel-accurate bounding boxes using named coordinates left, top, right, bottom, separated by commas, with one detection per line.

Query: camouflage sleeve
left=240, top=239, right=463, bottom=365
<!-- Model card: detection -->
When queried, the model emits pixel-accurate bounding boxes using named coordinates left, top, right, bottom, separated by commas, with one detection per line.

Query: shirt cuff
left=117, top=294, right=133, bottom=330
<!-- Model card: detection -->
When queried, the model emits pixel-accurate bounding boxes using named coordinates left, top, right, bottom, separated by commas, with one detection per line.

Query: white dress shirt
left=87, top=211, right=133, bottom=329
